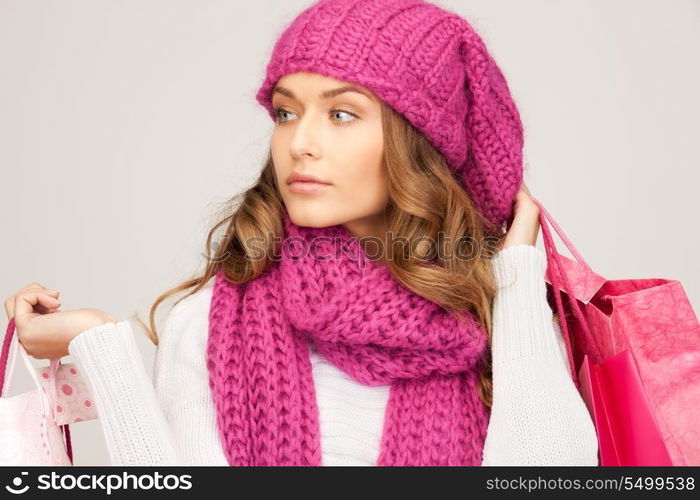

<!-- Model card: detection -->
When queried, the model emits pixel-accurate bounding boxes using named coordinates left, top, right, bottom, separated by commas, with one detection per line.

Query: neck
left=342, top=213, right=390, bottom=266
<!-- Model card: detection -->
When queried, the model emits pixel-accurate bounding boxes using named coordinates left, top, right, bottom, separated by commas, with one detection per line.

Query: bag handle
left=1, top=318, right=20, bottom=397
left=0, top=316, right=15, bottom=395
left=2, top=318, right=60, bottom=400
left=1, top=317, right=74, bottom=464
left=531, top=198, right=604, bottom=390
left=535, top=197, right=593, bottom=271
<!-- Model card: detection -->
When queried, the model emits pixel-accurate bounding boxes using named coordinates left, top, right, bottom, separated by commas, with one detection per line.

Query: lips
left=287, top=180, right=332, bottom=194
left=286, top=171, right=332, bottom=194
left=286, top=172, right=331, bottom=185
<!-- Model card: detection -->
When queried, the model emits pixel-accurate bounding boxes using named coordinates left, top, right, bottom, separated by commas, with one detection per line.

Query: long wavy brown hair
left=132, top=100, right=539, bottom=409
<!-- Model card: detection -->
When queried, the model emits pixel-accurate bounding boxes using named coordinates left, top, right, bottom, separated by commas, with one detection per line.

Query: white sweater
left=67, top=244, right=599, bottom=466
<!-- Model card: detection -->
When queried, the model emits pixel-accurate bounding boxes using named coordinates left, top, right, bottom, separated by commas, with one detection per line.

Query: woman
left=4, top=0, right=598, bottom=466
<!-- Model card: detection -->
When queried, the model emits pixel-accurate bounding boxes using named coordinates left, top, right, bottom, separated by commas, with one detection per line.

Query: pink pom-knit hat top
left=255, top=0, right=524, bottom=232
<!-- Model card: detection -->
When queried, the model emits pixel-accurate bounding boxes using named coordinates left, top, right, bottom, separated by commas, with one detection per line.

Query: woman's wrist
left=70, top=310, right=118, bottom=342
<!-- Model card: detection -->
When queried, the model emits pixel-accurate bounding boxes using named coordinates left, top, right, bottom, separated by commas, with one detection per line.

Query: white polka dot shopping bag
left=0, top=317, right=97, bottom=465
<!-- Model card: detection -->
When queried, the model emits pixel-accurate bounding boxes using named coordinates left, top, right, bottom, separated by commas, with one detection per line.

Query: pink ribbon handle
left=0, top=317, right=18, bottom=395
left=531, top=197, right=604, bottom=390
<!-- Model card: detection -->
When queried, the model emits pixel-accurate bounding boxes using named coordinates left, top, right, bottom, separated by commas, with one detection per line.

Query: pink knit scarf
left=206, top=209, right=491, bottom=465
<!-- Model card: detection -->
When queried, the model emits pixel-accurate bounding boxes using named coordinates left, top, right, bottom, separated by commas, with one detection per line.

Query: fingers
left=14, top=291, right=61, bottom=321
left=515, top=183, right=532, bottom=201
left=5, top=282, right=60, bottom=322
left=21, top=282, right=59, bottom=296
left=34, top=297, right=62, bottom=315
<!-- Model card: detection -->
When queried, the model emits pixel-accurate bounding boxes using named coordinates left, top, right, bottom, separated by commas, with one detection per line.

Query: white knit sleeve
left=67, top=319, right=183, bottom=465
left=480, top=244, right=599, bottom=466
left=67, top=285, right=227, bottom=466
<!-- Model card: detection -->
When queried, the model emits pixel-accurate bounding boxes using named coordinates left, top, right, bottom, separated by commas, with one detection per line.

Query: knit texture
left=205, top=208, right=491, bottom=466
left=66, top=245, right=600, bottom=466
left=255, top=0, right=524, bottom=232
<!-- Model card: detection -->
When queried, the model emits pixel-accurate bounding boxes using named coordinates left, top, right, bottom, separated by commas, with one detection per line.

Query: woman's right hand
left=4, top=282, right=117, bottom=359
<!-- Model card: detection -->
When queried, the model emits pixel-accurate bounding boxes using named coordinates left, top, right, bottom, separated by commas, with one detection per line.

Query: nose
left=289, top=112, right=321, bottom=160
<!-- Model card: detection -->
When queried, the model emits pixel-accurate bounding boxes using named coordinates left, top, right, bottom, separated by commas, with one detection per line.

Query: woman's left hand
left=501, top=183, right=540, bottom=249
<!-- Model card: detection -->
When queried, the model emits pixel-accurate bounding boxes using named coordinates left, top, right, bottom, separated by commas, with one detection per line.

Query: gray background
left=1, top=0, right=698, bottom=465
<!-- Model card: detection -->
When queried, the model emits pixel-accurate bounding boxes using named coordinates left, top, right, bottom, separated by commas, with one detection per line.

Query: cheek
left=335, top=135, right=387, bottom=207
left=270, top=133, right=289, bottom=184
left=270, top=131, right=283, bottom=166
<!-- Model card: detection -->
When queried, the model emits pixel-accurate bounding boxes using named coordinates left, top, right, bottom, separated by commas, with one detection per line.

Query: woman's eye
left=273, top=107, right=357, bottom=126
left=330, top=109, right=357, bottom=125
left=274, top=108, right=297, bottom=123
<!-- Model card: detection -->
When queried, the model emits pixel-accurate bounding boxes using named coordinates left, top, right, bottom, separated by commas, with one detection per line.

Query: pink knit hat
left=255, top=0, right=524, bottom=232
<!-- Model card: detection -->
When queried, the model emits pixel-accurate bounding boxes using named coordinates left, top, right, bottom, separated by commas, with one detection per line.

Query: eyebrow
left=272, top=85, right=375, bottom=102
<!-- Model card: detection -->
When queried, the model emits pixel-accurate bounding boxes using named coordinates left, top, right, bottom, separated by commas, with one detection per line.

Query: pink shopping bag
left=0, top=317, right=98, bottom=465
left=532, top=197, right=700, bottom=466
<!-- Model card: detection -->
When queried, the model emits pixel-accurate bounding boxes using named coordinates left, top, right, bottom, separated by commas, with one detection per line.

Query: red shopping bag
left=531, top=197, right=700, bottom=466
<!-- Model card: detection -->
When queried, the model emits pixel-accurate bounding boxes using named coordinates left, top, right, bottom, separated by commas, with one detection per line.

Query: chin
left=285, top=204, right=340, bottom=229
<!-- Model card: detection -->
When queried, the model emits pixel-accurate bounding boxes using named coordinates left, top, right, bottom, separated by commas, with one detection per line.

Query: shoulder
left=491, top=243, right=546, bottom=267
left=168, top=275, right=216, bottom=322
left=158, top=275, right=216, bottom=346
left=152, top=276, right=217, bottom=403
left=491, top=244, right=547, bottom=289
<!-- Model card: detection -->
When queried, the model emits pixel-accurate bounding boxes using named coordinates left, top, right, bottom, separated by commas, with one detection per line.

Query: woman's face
left=270, top=71, right=388, bottom=239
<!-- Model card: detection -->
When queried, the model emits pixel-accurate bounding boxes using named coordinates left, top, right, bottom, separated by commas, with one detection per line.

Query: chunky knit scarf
left=206, top=209, right=491, bottom=466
